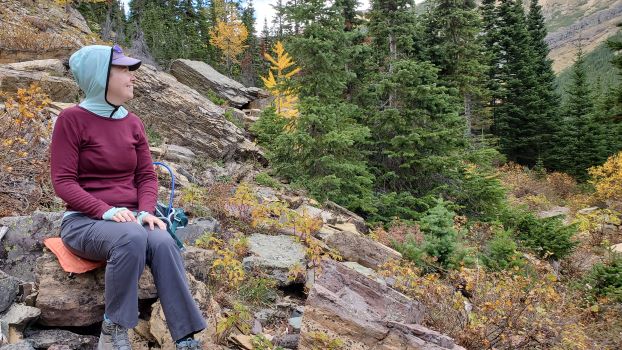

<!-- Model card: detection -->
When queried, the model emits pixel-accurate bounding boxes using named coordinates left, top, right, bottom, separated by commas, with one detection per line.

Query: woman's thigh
left=60, top=214, right=148, bottom=261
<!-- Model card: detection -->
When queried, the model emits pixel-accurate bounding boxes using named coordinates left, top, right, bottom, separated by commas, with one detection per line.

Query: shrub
left=500, top=206, right=578, bottom=260
left=215, top=302, right=252, bottom=342
left=453, top=162, right=507, bottom=219
left=255, top=172, right=282, bottom=189
left=584, top=253, right=622, bottom=303
left=393, top=199, right=471, bottom=271
left=0, top=83, right=56, bottom=216
left=589, top=151, right=622, bottom=207
left=481, top=229, right=524, bottom=271
left=237, top=276, right=278, bottom=306
left=379, top=260, right=591, bottom=349
left=251, top=334, right=284, bottom=350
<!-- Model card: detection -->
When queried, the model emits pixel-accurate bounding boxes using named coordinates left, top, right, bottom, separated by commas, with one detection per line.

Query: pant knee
left=112, top=224, right=148, bottom=259
left=148, top=230, right=177, bottom=252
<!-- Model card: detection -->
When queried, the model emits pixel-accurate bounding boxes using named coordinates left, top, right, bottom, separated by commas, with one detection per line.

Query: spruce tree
left=422, top=0, right=489, bottom=138
left=480, top=0, right=501, bottom=138
left=240, top=0, right=260, bottom=85
left=526, top=0, right=562, bottom=169
left=493, top=0, right=547, bottom=166
left=284, top=0, right=358, bottom=101
left=558, top=50, right=607, bottom=180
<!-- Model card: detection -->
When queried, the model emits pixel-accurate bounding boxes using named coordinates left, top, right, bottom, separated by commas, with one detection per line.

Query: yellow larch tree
left=209, top=4, right=248, bottom=76
left=261, top=41, right=300, bottom=129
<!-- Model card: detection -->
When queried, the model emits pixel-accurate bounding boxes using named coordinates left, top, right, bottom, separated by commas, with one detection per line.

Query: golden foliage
left=209, top=7, right=248, bottom=69
left=306, top=331, right=345, bottom=350
left=379, top=259, right=594, bottom=349
left=208, top=236, right=246, bottom=289
left=261, top=41, right=300, bottom=128
left=499, top=162, right=579, bottom=208
left=589, top=151, right=622, bottom=206
left=227, top=182, right=341, bottom=269
left=0, top=83, right=56, bottom=216
left=573, top=208, right=621, bottom=246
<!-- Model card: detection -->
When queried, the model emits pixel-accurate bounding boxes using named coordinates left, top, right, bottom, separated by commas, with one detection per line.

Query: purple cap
left=111, top=44, right=141, bottom=71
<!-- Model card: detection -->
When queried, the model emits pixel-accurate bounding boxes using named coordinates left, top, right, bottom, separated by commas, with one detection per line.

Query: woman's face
left=107, top=65, right=136, bottom=106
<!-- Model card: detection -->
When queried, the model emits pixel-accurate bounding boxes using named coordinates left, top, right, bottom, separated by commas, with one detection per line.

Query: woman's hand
left=141, top=213, right=166, bottom=231
left=103, top=207, right=136, bottom=223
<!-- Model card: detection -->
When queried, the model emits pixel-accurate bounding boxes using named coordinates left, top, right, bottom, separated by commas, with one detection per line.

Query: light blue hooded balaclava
left=69, top=45, right=135, bottom=119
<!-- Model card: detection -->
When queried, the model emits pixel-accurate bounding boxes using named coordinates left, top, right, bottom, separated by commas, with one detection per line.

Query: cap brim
left=111, top=57, right=142, bottom=71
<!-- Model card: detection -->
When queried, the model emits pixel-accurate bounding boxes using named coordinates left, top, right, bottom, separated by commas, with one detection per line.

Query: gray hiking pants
left=60, top=213, right=207, bottom=341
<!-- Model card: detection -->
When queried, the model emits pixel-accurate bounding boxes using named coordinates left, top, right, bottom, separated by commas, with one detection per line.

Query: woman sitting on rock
left=50, top=44, right=206, bottom=350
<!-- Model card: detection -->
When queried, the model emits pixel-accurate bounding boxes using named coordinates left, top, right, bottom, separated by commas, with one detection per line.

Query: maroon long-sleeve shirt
left=50, top=105, right=158, bottom=219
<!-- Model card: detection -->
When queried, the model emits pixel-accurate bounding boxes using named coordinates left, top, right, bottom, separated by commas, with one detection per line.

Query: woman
left=50, top=45, right=206, bottom=350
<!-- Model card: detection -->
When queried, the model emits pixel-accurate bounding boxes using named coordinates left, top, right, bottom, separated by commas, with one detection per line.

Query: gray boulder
left=169, top=59, right=264, bottom=108
left=23, top=329, right=98, bottom=350
left=176, top=218, right=221, bottom=246
left=242, top=234, right=306, bottom=286
left=0, top=271, right=19, bottom=313
left=0, top=211, right=63, bottom=282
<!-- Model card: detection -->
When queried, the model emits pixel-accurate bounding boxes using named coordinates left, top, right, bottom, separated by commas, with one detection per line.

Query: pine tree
left=602, top=32, right=622, bottom=153
left=359, top=59, right=466, bottom=196
left=368, top=0, right=420, bottom=64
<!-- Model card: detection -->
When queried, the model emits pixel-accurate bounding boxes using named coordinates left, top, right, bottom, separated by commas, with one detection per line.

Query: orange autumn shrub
left=0, top=83, right=55, bottom=216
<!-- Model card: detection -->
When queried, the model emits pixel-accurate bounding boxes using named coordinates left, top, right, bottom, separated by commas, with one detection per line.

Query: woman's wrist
left=136, top=211, right=150, bottom=225
left=102, top=207, right=128, bottom=220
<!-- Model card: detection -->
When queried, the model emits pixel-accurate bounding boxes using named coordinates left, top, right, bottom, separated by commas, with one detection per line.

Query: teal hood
left=69, top=45, right=128, bottom=119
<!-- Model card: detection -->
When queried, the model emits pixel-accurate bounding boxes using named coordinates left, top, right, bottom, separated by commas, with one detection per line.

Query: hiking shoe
left=176, top=338, right=201, bottom=350
left=98, top=318, right=131, bottom=350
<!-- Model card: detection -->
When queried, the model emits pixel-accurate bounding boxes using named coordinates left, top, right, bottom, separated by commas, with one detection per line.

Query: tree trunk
left=464, top=92, right=473, bottom=138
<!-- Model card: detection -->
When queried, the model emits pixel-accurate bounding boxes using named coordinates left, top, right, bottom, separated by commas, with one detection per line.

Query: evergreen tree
left=360, top=59, right=466, bottom=196
left=128, top=0, right=208, bottom=66
left=422, top=0, right=489, bottom=138
left=76, top=0, right=126, bottom=43
left=240, top=0, right=260, bottom=86
left=480, top=0, right=501, bottom=138
left=334, top=0, right=359, bottom=31
left=285, top=0, right=358, bottom=101
left=368, top=0, right=420, bottom=64
left=601, top=32, right=622, bottom=153
left=493, top=0, right=548, bottom=166
left=251, top=99, right=375, bottom=214
left=557, top=49, right=607, bottom=180
left=526, top=0, right=562, bottom=169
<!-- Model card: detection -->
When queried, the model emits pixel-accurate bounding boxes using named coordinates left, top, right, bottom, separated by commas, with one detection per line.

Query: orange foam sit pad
left=44, top=237, right=106, bottom=273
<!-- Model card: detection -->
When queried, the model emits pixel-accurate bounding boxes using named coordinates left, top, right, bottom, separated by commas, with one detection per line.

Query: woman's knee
left=113, top=223, right=148, bottom=254
left=147, top=228, right=177, bottom=252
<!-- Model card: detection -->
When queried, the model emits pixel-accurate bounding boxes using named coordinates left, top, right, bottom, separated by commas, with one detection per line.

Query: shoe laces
left=176, top=338, right=200, bottom=350
left=102, top=320, right=131, bottom=350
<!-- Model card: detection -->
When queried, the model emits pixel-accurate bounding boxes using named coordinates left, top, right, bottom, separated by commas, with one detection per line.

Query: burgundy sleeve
left=134, top=120, right=158, bottom=214
left=50, top=113, right=113, bottom=219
